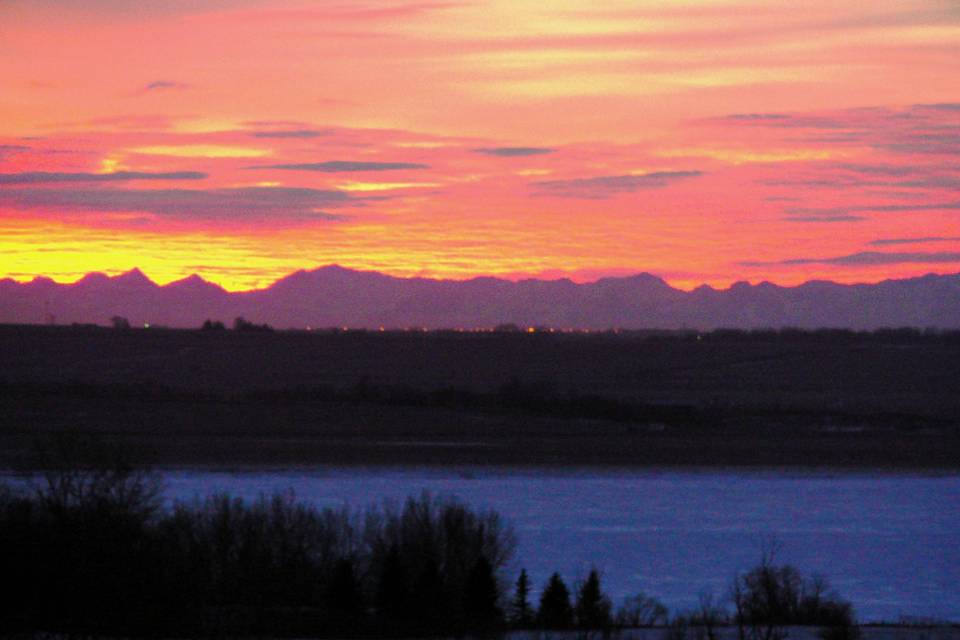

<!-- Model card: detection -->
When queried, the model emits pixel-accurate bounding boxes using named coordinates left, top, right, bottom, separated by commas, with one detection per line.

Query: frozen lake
left=161, top=467, right=959, bottom=623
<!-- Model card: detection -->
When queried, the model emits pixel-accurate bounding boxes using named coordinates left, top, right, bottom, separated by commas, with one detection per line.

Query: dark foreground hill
left=1, top=325, right=958, bottom=469
left=2, top=266, right=960, bottom=329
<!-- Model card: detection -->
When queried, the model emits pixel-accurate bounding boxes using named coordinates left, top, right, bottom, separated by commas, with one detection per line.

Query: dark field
left=2, top=325, right=959, bottom=469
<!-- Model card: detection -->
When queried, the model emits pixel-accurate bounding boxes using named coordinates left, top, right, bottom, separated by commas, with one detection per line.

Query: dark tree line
left=1, top=436, right=862, bottom=639
left=0, top=436, right=513, bottom=638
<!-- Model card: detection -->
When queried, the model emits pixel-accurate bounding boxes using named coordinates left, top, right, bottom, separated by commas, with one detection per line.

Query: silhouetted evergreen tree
left=463, top=555, right=501, bottom=631
left=538, top=572, right=574, bottom=629
left=576, top=568, right=613, bottom=630
left=411, top=557, right=449, bottom=634
left=510, top=568, right=533, bottom=628
left=375, top=545, right=409, bottom=631
left=327, top=558, right=366, bottom=633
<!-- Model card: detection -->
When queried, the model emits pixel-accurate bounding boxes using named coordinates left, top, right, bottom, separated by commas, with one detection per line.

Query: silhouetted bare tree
left=31, top=433, right=161, bottom=524
left=615, top=593, right=669, bottom=627
left=691, top=591, right=726, bottom=640
left=731, top=543, right=859, bottom=640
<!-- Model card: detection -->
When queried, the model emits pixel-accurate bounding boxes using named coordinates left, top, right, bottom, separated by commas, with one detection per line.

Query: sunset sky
left=1, top=0, right=958, bottom=291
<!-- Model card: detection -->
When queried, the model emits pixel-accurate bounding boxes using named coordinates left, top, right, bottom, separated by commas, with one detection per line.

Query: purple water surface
left=162, top=468, right=959, bottom=623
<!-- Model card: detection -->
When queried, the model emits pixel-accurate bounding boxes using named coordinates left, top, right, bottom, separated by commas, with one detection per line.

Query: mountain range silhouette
left=2, top=265, right=959, bottom=330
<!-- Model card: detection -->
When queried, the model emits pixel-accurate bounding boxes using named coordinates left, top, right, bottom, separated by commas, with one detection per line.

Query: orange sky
left=1, top=0, right=958, bottom=291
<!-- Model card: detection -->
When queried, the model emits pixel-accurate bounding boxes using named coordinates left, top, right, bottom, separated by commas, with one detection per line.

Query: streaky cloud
left=724, top=113, right=791, bottom=121
left=249, top=129, right=329, bottom=139
left=741, top=251, right=960, bottom=267
left=880, top=134, right=960, bottom=156
left=472, top=147, right=554, bottom=157
left=0, top=171, right=207, bottom=184
left=252, top=161, right=429, bottom=172
left=914, top=103, right=960, bottom=111
left=249, top=2, right=461, bottom=22
left=869, top=236, right=960, bottom=246
left=763, top=160, right=960, bottom=189
left=715, top=113, right=850, bottom=129
left=144, top=80, right=189, bottom=91
left=0, top=186, right=350, bottom=222
left=784, top=215, right=865, bottom=223
left=836, top=163, right=917, bottom=177
left=896, top=176, right=960, bottom=189
left=785, top=201, right=960, bottom=216
left=534, top=170, right=703, bottom=199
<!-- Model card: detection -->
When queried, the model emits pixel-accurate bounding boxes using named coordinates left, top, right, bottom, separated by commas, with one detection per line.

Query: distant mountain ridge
left=1, top=265, right=959, bottom=330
